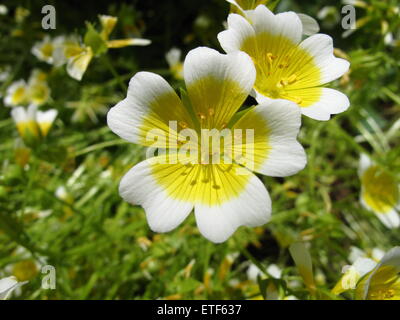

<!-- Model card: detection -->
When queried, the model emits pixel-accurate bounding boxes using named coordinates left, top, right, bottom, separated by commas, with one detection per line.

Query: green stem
left=102, top=55, right=127, bottom=92
left=74, top=139, right=129, bottom=156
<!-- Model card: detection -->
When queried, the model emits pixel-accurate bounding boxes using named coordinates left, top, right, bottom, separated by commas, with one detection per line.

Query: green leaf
left=84, top=22, right=108, bottom=56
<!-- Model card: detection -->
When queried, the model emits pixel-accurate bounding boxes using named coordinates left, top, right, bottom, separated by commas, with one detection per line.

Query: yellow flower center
left=12, top=260, right=38, bottom=281
left=241, top=32, right=322, bottom=107
left=361, top=166, right=399, bottom=213
left=40, top=42, right=54, bottom=58
left=12, top=86, right=27, bottom=104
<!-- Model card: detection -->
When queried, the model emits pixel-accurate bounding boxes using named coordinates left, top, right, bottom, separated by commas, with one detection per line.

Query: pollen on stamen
left=288, top=74, right=297, bottom=84
left=292, top=96, right=303, bottom=105
left=178, top=121, right=188, bottom=129
left=266, top=52, right=276, bottom=64
left=198, top=112, right=206, bottom=121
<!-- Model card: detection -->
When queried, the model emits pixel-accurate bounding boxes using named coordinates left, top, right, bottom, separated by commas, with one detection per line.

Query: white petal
left=194, top=172, right=271, bottom=243
left=218, top=13, right=255, bottom=53
left=107, top=71, right=182, bottom=144
left=376, top=209, right=400, bottom=229
left=352, top=258, right=377, bottom=277
left=184, top=46, right=255, bottom=96
left=250, top=6, right=302, bottom=45
left=300, top=88, right=350, bottom=120
left=66, top=48, right=93, bottom=81
left=299, top=34, right=350, bottom=84
left=297, top=13, right=320, bottom=36
left=254, top=100, right=306, bottom=177
left=11, top=106, right=27, bottom=124
left=358, top=153, right=372, bottom=177
left=119, top=158, right=193, bottom=233
left=377, top=246, right=400, bottom=267
left=165, top=47, right=182, bottom=67
left=183, top=47, right=255, bottom=127
left=360, top=196, right=400, bottom=229
left=0, top=277, right=26, bottom=300
left=37, top=109, right=58, bottom=124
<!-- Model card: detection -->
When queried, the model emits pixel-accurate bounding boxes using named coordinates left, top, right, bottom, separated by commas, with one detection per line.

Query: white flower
left=355, top=247, right=400, bottom=300
left=165, top=48, right=184, bottom=80
left=0, top=4, right=8, bottom=15
left=0, top=65, right=11, bottom=82
left=332, top=257, right=377, bottom=294
left=107, top=47, right=306, bottom=243
left=36, top=109, right=58, bottom=137
left=4, top=80, right=28, bottom=107
left=267, top=264, right=282, bottom=279
left=358, top=154, right=400, bottom=229
left=0, top=276, right=27, bottom=300
left=31, top=36, right=56, bottom=64
left=218, top=5, right=350, bottom=120
left=27, top=70, right=51, bottom=107
left=247, top=264, right=262, bottom=281
left=11, top=104, right=57, bottom=139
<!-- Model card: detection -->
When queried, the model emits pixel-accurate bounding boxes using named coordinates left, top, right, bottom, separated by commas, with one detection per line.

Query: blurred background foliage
left=0, top=0, right=399, bottom=299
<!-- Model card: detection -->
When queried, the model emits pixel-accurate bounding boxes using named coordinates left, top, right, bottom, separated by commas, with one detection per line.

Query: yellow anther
left=287, top=74, right=297, bottom=84
left=208, top=108, right=215, bottom=116
left=198, top=112, right=206, bottom=121
left=179, top=121, right=188, bottom=129
left=266, top=52, right=276, bottom=64
left=278, top=79, right=288, bottom=88
left=292, top=96, right=303, bottom=105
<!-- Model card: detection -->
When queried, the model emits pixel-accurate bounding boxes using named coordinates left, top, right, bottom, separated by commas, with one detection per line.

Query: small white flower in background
left=0, top=4, right=8, bottom=15
left=332, top=257, right=377, bottom=294
left=0, top=65, right=11, bottom=82
left=99, top=15, right=151, bottom=49
left=247, top=263, right=262, bottom=282
left=334, top=247, right=400, bottom=300
left=267, top=264, right=282, bottom=279
left=349, top=246, right=385, bottom=264
left=355, top=247, right=400, bottom=300
left=11, top=104, right=58, bottom=139
left=0, top=276, right=27, bottom=300
left=4, top=80, right=28, bottom=107
left=66, top=45, right=94, bottom=81
left=55, top=186, right=73, bottom=204
left=358, top=154, right=400, bottom=229
left=31, top=36, right=56, bottom=64
left=3, top=70, right=51, bottom=107
left=165, top=48, right=184, bottom=80
left=36, top=109, right=58, bottom=137
left=317, top=6, right=340, bottom=29
left=27, top=70, right=51, bottom=107
left=50, top=35, right=94, bottom=81
left=218, top=4, right=350, bottom=120
left=11, top=105, right=39, bottom=139
left=246, top=263, right=282, bottom=282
